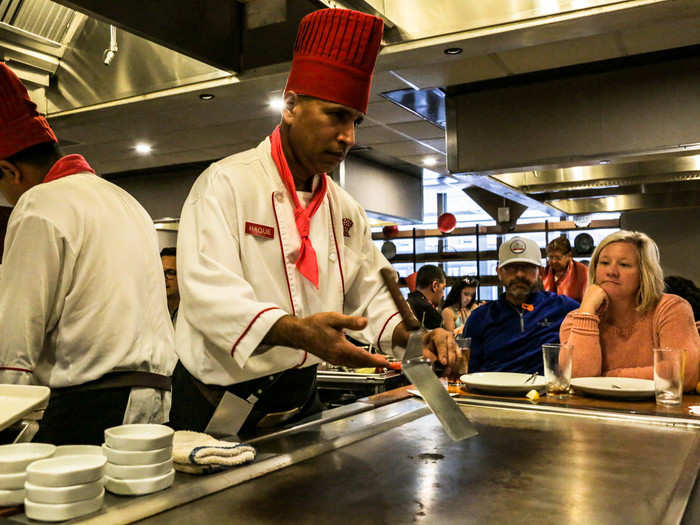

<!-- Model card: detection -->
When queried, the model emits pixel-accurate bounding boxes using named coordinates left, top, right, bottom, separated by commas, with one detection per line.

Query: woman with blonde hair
left=560, top=230, right=699, bottom=391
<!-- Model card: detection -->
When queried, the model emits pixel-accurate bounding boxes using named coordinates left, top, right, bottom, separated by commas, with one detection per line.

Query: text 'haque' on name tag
left=245, top=221, right=274, bottom=239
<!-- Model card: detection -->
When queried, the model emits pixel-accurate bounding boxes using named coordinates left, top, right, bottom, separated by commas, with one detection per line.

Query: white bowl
left=0, top=487, right=24, bottom=506
left=0, top=470, right=25, bottom=490
left=26, top=455, right=106, bottom=488
left=101, top=444, right=172, bottom=466
left=0, top=443, right=55, bottom=474
left=24, top=489, right=104, bottom=521
left=105, top=459, right=172, bottom=480
left=53, top=445, right=104, bottom=457
left=104, top=469, right=174, bottom=496
left=104, top=424, right=173, bottom=452
left=25, top=479, right=103, bottom=505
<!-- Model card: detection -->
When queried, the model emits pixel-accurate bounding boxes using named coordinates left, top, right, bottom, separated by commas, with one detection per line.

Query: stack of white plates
left=24, top=454, right=106, bottom=521
left=0, top=443, right=55, bottom=507
left=102, top=424, right=174, bottom=496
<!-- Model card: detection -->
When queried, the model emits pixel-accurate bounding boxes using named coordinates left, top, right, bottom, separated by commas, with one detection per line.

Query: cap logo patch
left=510, top=239, right=526, bottom=254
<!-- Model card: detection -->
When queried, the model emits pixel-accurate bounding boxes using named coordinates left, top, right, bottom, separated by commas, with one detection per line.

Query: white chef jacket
left=0, top=172, right=176, bottom=423
left=176, top=137, right=402, bottom=386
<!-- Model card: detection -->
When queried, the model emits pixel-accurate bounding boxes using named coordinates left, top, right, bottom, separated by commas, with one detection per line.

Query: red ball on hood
left=437, top=213, right=457, bottom=233
left=382, top=225, right=399, bottom=239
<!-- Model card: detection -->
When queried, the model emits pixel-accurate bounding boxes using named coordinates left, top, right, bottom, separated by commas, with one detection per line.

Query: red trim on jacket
left=230, top=306, right=281, bottom=356
left=376, top=311, right=400, bottom=354
left=271, top=192, right=296, bottom=316
left=294, top=351, right=309, bottom=368
left=0, top=366, right=33, bottom=373
left=327, top=200, right=346, bottom=308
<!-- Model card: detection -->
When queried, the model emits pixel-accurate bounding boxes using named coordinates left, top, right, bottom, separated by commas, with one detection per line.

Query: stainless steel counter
left=5, top=396, right=699, bottom=524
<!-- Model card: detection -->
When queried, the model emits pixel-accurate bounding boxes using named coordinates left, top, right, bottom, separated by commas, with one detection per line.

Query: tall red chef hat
left=284, top=9, right=384, bottom=114
left=0, top=62, right=57, bottom=160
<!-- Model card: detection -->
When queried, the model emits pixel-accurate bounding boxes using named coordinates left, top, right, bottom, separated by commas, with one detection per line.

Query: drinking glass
left=447, top=337, right=471, bottom=390
left=542, top=343, right=573, bottom=399
left=653, top=348, right=685, bottom=406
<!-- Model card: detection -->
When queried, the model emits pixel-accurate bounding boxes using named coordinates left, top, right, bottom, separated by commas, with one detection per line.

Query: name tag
left=245, top=222, right=274, bottom=239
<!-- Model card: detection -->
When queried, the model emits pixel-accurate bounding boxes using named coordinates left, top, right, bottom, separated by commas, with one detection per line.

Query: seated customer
left=541, top=236, right=588, bottom=302
left=466, top=237, right=579, bottom=374
left=407, top=265, right=446, bottom=329
left=560, top=231, right=699, bottom=391
left=442, top=277, right=480, bottom=336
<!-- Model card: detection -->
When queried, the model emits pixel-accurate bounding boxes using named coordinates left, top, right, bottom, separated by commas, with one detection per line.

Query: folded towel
left=173, top=431, right=256, bottom=475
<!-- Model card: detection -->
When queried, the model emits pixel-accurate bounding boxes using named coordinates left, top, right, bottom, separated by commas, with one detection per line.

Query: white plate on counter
left=571, top=377, right=655, bottom=399
left=24, top=489, right=104, bottom=522
left=105, top=459, right=172, bottom=480
left=25, top=479, right=103, bottom=505
left=104, top=424, right=173, bottom=452
left=460, top=372, right=546, bottom=394
left=104, top=469, right=174, bottom=496
left=102, top=444, right=172, bottom=466
left=0, top=443, right=56, bottom=474
left=0, top=487, right=25, bottom=506
left=53, top=445, right=104, bottom=457
left=0, top=385, right=50, bottom=433
left=26, top=455, right=106, bottom=487
left=0, top=469, right=26, bottom=490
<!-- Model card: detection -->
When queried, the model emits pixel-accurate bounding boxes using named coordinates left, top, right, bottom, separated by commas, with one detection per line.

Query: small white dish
left=571, top=377, right=655, bottom=399
left=26, top=455, right=106, bottom=488
left=460, top=372, right=547, bottom=394
left=0, top=487, right=25, bottom=506
left=25, top=479, right=103, bottom=505
left=101, top=444, right=172, bottom=466
left=104, top=469, right=174, bottom=496
left=24, top=489, right=104, bottom=521
left=0, top=443, right=56, bottom=474
left=104, top=424, right=173, bottom=452
left=53, top=445, right=104, bottom=457
left=0, top=470, right=25, bottom=490
left=105, top=459, right=172, bottom=480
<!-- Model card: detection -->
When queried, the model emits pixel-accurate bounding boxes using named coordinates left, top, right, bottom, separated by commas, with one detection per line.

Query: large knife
left=381, top=268, right=478, bottom=441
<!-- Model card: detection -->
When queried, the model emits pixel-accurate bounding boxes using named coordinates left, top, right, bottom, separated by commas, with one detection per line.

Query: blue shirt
left=464, top=291, right=579, bottom=374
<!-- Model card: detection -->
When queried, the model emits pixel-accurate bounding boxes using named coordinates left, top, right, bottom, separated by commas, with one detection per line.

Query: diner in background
left=441, top=277, right=480, bottom=336
left=161, top=247, right=180, bottom=325
left=541, top=236, right=588, bottom=302
left=0, top=63, right=176, bottom=445
left=407, top=264, right=446, bottom=330
left=560, top=230, right=699, bottom=391
left=466, top=237, right=579, bottom=374
left=170, top=9, right=459, bottom=435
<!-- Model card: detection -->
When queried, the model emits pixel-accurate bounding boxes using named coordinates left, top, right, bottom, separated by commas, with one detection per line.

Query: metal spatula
left=380, top=268, right=478, bottom=441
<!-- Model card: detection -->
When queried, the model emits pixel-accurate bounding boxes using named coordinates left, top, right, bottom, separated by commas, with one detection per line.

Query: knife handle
left=380, top=268, right=421, bottom=331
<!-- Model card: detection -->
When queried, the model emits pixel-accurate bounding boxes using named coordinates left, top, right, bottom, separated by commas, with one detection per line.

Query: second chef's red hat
left=0, top=62, right=57, bottom=160
left=284, top=9, right=384, bottom=114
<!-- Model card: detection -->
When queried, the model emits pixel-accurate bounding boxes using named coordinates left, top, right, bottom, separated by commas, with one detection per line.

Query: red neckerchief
left=43, top=154, right=95, bottom=183
left=269, top=125, right=328, bottom=288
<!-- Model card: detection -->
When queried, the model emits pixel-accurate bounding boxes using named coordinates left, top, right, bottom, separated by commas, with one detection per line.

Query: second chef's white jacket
left=176, top=137, right=402, bottom=386
left=0, top=172, right=177, bottom=423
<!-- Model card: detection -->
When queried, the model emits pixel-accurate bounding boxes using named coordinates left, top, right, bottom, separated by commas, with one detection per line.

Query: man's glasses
left=164, top=269, right=177, bottom=279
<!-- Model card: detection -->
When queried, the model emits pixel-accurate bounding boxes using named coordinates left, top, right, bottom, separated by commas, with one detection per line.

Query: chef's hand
left=579, top=284, right=609, bottom=316
left=422, top=328, right=463, bottom=379
left=264, top=313, right=390, bottom=368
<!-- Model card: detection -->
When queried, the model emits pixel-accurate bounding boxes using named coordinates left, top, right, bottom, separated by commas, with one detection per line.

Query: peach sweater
left=560, top=294, right=700, bottom=391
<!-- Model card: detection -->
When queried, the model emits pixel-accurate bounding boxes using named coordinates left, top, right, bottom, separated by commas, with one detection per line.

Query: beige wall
left=621, top=207, right=700, bottom=284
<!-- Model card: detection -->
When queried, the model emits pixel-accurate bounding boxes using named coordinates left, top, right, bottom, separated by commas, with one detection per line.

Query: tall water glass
left=542, top=343, right=573, bottom=399
left=653, top=348, right=685, bottom=406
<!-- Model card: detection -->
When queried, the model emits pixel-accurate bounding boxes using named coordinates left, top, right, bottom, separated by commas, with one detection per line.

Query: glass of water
left=653, top=348, right=685, bottom=406
left=542, top=343, right=573, bottom=399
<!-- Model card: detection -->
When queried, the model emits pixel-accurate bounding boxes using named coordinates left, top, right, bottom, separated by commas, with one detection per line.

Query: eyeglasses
left=164, top=269, right=177, bottom=279
left=547, top=253, right=570, bottom=262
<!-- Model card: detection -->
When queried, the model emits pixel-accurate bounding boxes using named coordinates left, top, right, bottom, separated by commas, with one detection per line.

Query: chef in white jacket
left=171, top=8, right=460, bottom=434
left=0, top=62, right=176, bottom=445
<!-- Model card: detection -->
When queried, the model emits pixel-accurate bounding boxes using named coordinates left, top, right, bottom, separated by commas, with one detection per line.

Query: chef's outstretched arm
left=263, top=312, right=391, bottom=368
left=391, top=323, right=462, bottom=374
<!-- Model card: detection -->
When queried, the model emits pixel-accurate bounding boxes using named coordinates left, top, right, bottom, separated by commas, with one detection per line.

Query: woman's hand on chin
left=580, top=284, right=609, bottom=316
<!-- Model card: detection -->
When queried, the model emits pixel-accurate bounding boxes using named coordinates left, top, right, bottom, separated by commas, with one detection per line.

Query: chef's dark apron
left=169, top=361, right=322, bottom=437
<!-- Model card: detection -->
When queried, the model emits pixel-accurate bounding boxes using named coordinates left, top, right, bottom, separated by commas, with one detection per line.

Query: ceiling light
left=599, top=159, right=610, bottom=164
left=444, top=47, right=462, bottom=55
left=268, top=97, right=285, bottom=111
left=423, top=157, right=438, bottom=166
left=199, top=93, right=215, bottom=101
left=135, top=143, right=152, bottom=155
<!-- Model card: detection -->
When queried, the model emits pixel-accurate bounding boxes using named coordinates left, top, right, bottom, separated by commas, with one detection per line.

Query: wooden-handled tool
left=380, top=268, right=421, bottom=331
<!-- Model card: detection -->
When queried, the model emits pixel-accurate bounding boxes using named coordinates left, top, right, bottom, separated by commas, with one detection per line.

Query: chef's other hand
left=422, top=328, right=462, bottom=376
left=266, top=313, right=390, bottom=369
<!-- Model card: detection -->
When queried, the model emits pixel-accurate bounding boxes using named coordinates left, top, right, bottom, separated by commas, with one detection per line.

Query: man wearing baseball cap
left=464, top=237, right=579, bottom=374
left=0, top=62, right=175, bottom=444
left=171, top=8, right=460, bottom=434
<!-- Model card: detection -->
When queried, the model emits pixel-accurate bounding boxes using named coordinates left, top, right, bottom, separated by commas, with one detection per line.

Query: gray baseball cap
left=498, top=236, right=542, bottom=269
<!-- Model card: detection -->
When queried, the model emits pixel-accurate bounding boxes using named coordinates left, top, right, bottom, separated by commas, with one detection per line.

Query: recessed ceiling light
left=423, top=157, right=437, bottom=167
left=135, top=143, right=152, bottom=155
left=444, top=47, right=462, bottom=55
left=199, top=93, right=215, bottom=101
left=268, top=97, right=285, bottom=111
left=599, top=159, right=611, bottom=164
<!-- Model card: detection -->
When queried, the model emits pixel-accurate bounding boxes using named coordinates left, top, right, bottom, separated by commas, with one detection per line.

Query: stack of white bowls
left=24, top=450, right=106, bottom=522
left=0, top=443, right=55, bottom=507
left=102, top=424, right=174, bottom=496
